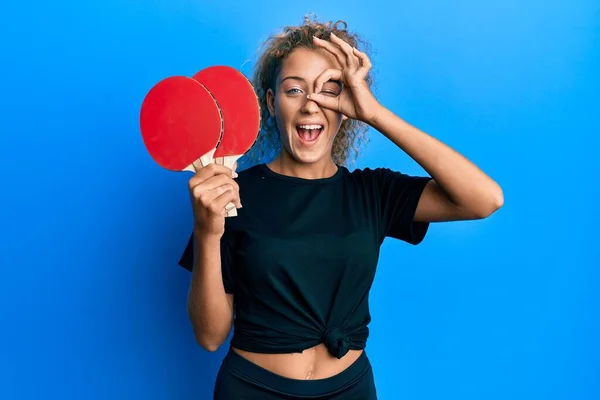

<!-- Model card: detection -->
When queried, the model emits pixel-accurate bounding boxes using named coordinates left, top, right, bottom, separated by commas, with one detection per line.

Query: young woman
left=178, top=15, right=503, bottom=399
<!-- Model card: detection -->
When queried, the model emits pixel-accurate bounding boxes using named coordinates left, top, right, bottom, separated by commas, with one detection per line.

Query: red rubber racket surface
left=192, top=66, right=260, bottom=160
left=140, top=75, right=223, bottom=172
left=192, top=66, right=260, bottom=217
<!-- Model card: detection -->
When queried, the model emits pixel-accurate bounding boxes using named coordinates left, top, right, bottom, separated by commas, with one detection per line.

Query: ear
left=266, top=88, right=275, bottom=117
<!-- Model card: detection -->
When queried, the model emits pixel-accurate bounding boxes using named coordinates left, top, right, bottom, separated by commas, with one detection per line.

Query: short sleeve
left=374, top=168, right=432, bottom=244
left=177, top=229, right=236, bottom=294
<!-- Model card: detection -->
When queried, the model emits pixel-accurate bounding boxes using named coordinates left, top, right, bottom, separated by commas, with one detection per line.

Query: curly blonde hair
left=242, top=14, right=374, bottom=168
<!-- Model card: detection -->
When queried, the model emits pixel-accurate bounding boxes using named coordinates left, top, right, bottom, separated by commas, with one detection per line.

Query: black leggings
left=213, top=347, right=378, bottom=399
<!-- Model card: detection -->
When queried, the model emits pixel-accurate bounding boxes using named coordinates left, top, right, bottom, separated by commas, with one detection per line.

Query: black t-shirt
left=178, top=163, right=431, bottom=358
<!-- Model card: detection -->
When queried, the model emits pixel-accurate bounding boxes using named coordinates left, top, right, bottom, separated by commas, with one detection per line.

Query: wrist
left=193, top=225, right=223, bottom=244
left=365, top=102, right=387, bottom=128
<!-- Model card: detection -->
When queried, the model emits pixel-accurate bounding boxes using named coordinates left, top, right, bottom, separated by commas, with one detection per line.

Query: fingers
left=188, top=162, right=237, bottom=190
left=313, top=68, right=343, bottom=94
left=314, top=34, right=360, bottom=72
left=307, top=68, right=342, bottom=111
left=307, top=91, right=340, bottom=112
left=204, top=186, right=240, bottom=216
left=188, top=162, right=242, bottom=213
left=313, top=35, right=347, bottom=69
left=313, top=33, right=372, bottom=81
left=191, top=173, right=239, bottom=202
left=328, top=33, right=358, bottom=70
left=193, top=173, right=239, bottom=193
left=352, top=47, right=372, bottom=79
left=192, top=178, right=241, bottom=212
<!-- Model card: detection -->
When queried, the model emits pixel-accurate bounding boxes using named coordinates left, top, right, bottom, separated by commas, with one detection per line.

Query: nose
left=301, top=94, right=320, bottom=114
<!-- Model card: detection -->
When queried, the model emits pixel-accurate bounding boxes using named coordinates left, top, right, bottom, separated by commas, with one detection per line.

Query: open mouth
left=296, top=124, right=324, bottom=143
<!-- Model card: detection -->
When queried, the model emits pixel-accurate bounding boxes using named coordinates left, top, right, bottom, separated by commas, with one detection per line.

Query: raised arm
left=308, top=33, right=503, bottom=222
left=369, top=106, right=504, bottom=222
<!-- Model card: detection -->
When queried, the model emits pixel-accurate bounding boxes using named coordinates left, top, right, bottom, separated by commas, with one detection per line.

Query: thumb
left=307, top=93, right=339, bottom=111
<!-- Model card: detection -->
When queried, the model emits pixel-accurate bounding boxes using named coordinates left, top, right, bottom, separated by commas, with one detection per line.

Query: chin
left=290, top=150, right=325, bottom=165
left=288, top=126, right=333, bottom=162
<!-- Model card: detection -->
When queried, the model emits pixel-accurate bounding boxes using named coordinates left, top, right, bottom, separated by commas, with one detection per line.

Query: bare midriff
left=232, top=344, right=363, bottom=380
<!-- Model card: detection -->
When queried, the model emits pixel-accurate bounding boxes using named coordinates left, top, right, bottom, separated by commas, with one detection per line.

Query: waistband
left=222, top=347, right=372, bottom=397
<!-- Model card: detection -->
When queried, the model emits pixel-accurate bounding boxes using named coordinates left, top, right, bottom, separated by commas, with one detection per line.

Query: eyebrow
left=279, top=75, right=343, bottom=88
left=279, top=76, right=305, bottom=84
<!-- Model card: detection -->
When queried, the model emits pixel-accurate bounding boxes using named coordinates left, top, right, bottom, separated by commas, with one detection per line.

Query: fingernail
left=233, top=172, right=238, bottom=178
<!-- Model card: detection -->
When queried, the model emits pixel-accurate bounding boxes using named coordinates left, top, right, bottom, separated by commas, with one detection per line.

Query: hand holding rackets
left=139, top=66, right=260, bottom=218
left=187, top=163, right=241, bottom=237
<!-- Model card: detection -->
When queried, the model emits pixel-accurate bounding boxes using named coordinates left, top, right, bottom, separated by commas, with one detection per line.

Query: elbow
left=187, top=309, right=231, bottom=352
left=195, top=335, right=225, bottom=352
left=187, top=293, right=233, bottom=352
left=474, top=185, right=504, bottom=219
left=190, top=323, right=229, bottom=352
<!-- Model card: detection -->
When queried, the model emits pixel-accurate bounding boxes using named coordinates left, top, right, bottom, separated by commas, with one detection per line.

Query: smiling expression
left=267, top=47, right=348, bottom=166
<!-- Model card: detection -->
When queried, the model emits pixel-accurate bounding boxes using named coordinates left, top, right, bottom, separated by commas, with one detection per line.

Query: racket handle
left=199, top=149, right=216, bottom=167
left=222, top=155, right=240, bottom=217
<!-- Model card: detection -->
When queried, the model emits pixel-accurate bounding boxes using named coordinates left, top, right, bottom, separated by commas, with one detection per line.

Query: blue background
left=1, top=1, right=598, bottom=399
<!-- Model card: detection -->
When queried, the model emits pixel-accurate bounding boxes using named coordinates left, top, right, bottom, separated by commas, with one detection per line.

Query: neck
left=268, top=151, right=338, bottom=180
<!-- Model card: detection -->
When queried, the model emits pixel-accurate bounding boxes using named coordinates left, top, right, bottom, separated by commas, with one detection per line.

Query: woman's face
left=267, top=47, right=347, bottom=166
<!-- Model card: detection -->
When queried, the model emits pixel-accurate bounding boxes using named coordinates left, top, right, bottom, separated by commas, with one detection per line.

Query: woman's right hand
left=187, top=163, right=241, bottom=238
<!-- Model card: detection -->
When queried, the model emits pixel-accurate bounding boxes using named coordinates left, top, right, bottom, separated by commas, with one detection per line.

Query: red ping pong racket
left=140, top=75, right=223, bottom=173
left=192, top=66, right=261, bottom=217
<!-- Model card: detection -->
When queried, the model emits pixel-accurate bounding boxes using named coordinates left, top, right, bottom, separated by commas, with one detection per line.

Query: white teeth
left=298, top=124, right=323, bottom=130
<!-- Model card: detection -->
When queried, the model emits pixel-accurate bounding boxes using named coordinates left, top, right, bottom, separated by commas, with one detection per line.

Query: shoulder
left=346, top=165, right=429, bottom=182
left=346, top=166, right=388, bottom=176
left=344, top=165, right=432, bottom=198
left=343, top=165, right=399, bottom=185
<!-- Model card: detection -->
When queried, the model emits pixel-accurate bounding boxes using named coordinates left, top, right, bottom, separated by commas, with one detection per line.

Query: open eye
left=285, top=88, right=303, bottom=95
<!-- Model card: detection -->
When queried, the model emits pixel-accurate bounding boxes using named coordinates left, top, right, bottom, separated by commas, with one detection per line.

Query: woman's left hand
left=309, top=33, right=381, bottom=124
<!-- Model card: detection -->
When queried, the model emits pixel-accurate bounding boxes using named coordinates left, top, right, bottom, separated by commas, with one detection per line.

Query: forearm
left=187, top=228, right=234, bottom=350
left=369, top=105, right=503, bottom=216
